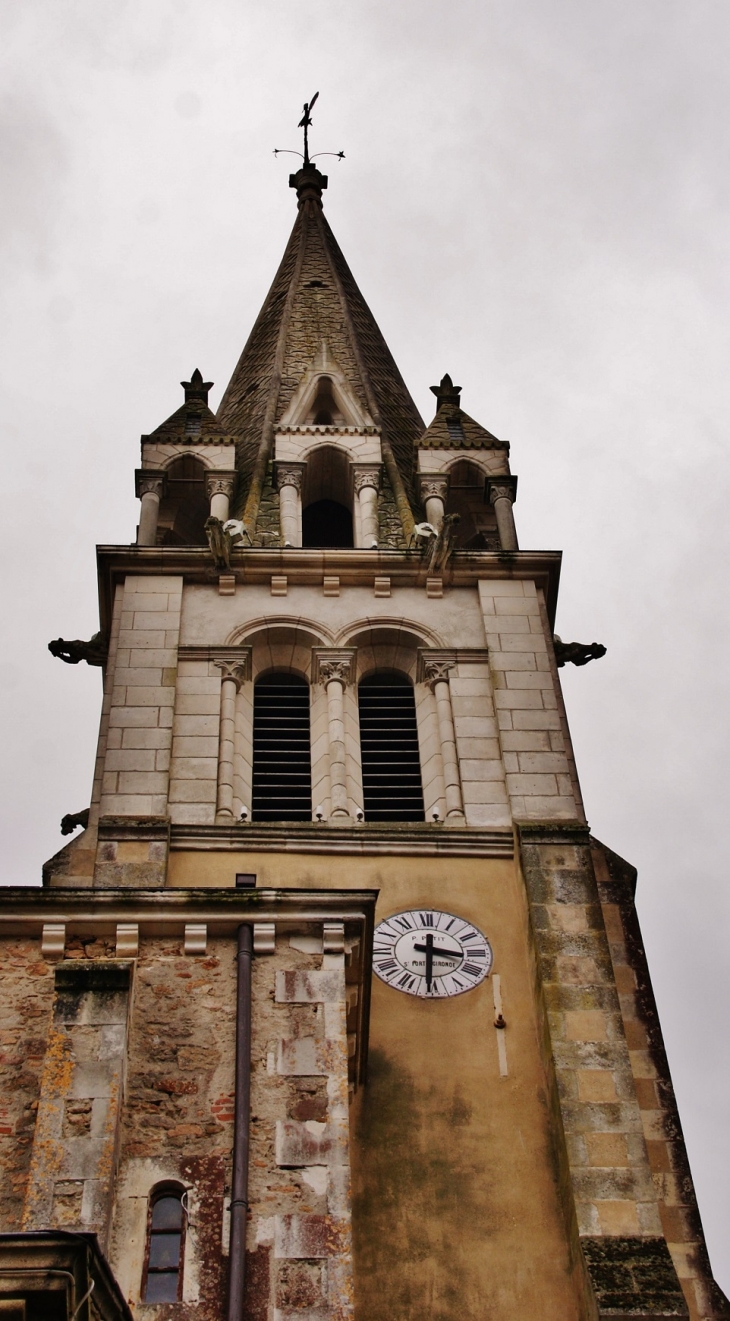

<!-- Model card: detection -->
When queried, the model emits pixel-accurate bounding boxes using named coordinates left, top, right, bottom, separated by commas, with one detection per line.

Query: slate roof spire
left=216, top=162, right=423, bottom=538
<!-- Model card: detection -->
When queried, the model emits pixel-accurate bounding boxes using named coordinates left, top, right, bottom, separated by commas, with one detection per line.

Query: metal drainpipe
left=227, top=923, right=253, bottom=1321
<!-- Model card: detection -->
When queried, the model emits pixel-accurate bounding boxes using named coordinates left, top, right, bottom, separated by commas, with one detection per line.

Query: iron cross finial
left=274, top=94, right=345, bottom=171
left=298, top=91, right=319, bottom=165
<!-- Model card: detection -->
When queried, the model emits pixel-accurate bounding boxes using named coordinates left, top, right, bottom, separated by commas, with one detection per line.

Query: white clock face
left=373, top=909, right=493, bottom=998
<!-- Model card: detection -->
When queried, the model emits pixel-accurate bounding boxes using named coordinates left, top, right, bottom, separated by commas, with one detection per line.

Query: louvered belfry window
left=252, top=673, right=312, bottom=821
left=358, top=671, right=425, bottom=822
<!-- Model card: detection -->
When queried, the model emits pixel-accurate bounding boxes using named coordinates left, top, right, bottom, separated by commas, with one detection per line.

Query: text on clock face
left=373, top=909, right=493, bottom=998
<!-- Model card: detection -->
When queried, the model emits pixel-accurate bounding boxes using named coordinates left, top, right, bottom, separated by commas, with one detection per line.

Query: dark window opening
left=358, top=671, right=425, bottom=822
left=302, top=499, right=353, bottom=548
left=143, top=1186, right=185, bottom=1304
left=445, top=459, right=498, bottom=549
left=252, top=673, right=312, bottom=822
left=311, top=376, right=337, bottom=425
left=157, top=454, right=208, bottom=546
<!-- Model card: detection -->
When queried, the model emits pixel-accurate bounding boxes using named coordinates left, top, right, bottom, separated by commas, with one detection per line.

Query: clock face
left=373, top=909, right=493, bottom=998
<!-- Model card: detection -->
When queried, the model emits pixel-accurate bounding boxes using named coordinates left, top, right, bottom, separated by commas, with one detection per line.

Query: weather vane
left=274, top=93, right=345, bottom=167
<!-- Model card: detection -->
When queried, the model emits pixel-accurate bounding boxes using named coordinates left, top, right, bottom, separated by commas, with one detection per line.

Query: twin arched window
left=250, top=670, right=424, bottom=822
left=142, top=1185, right=186, bottom=1303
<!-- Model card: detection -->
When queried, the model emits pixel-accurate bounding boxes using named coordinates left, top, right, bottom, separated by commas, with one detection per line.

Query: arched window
left=358, top=671, right=425, bottom=822
left=301, top=445, right=354, bottom=548
left=157, top=455, right=209, bottom=546
left=142, top=1184, right=186, bottom=1304
left=444, top=460, right=498, bottom=549
left=252, top=673, right=312, bottom=821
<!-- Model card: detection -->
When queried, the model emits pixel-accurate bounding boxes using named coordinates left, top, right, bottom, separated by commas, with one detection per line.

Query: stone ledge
left=170, top=822, right=514, bottom=858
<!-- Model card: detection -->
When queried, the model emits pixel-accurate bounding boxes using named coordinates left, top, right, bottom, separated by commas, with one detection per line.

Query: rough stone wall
left=0, top=938, right=53, bottom=1230
left=247, top=929, right=355, bottom=1321
left=108, top=934, right=237, bottom=1316
left=377, top=472, right=407, bottom=549
left=104, top=926, right=355, bottom=1320
left=517, top=823, right=689, bottom=1319
left=593, top=840, right=730, bottom=1321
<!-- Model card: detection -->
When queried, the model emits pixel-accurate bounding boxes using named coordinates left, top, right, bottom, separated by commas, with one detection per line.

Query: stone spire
left=216, top=176, right=423, bottom=537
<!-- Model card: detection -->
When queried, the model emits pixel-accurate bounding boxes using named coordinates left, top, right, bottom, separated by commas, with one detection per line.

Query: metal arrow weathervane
left=274, top=92, right=345, bottom=167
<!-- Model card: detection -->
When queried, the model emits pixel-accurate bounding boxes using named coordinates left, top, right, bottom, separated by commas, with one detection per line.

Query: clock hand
left=413, top=941, right=462, bottom=963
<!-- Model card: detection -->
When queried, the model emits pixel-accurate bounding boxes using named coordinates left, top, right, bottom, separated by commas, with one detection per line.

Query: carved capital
left=486, top=475, right=518, bottom=507
left=205, top=470, right=236, bottom=499
left=352, top=465, right=381, bottom=495
left=135, top=469, right=166, bottom=500
left=312, top=648, right=357, bottom=688
left=416, top=649, right=458, bottom=689
left=214, top=658, right=250, bottom=690
left=418, top=473, right=449, bottom=503
left=424, top=661, right=456, bottom=691
left=275, top=462, right=305, bottom=494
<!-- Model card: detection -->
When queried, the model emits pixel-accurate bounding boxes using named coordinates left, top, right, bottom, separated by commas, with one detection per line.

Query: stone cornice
left=96, top=546, right=562, bottom=635
left=276, top=425, right=380, bottom=436
left=169, top=822, right=514, bottom=858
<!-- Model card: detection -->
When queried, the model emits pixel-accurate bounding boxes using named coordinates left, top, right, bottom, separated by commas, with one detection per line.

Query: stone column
left=214, top=658, right=249, bottom=822
left=418, top=474, right=449, bottom=531
left=353, top=466, right=381, bottom=548
left=276, top=463, right=305, bottom=547
left=135, top=471, right=165, bottom=546
left=205, top=471, right=236, bottom=524
left=423, top=658, right=464, bottom=820
left=313, top=650, right=356, bottom=819
left=487, top=476, right=519, bottom=551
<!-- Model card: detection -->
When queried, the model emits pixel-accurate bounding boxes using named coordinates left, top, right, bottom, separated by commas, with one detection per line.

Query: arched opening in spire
left=301, top=445, right=354, bottom=549
left=157, top=455, right=208, bottom=546
left=444, top=460, right=498, bottom=550
left=311, top=376, right=338, bottom=425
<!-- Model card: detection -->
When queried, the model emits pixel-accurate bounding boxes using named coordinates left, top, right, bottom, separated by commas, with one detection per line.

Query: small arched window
left=252, top=673, right=312, bottom=821
left=142, top=1184, right=186, bottom=1304
left=157, top=454, right=209, bottom=546
left=358, top=671, right=425, bottom=822
left=444, top=460, right=498, bottom=549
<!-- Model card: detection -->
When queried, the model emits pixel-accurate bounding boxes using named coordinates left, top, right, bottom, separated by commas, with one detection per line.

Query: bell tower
left=0, top=115, right=727, bottom=1321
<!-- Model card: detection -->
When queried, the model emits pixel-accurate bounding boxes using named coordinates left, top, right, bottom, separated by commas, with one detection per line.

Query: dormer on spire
left=430, top=374, right=462, bottom=410
left=181, top=368, right=214, bottom=406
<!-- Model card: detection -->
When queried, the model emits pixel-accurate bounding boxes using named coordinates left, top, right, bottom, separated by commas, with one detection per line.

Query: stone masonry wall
left=517, top=823, right=688, bottom=1319
left=479, top=579, right=582, bottom=821
left=593, top=841, right=730, bottom=1321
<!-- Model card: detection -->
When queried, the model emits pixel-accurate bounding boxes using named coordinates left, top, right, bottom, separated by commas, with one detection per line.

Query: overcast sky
left=1, top=0, right=728, bottom=1290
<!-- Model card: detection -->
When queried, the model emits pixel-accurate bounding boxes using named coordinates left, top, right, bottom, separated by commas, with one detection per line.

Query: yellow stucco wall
left=170, top=850, right=582, bottom=1320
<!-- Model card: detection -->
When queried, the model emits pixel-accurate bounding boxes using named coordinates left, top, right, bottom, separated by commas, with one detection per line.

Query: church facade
left=0, top=156, right=726, bottom=1321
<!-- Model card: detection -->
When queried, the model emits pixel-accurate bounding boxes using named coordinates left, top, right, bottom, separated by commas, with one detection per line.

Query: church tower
left=0, top=129, right=727, bottom=1321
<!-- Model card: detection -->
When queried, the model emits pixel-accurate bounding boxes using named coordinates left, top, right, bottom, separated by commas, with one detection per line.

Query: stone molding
left=418, top=473, right=449, bottom=502
left=276, top=424, right=380, bottom=436
left=204, top=470, right=236, bottom=499
left=275, top=461, right=306, bottom=493
left=312, top=648, right=357, bottom=688
left=486, top=475, right=518, bottom=506
left=167, top=822, right=514, bottom=858
left=134, top=469, right=166, bottom=499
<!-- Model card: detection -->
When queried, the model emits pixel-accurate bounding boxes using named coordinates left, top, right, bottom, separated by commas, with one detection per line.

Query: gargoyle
left=61, top=808, right=90, bottom=835
left=553, top=636, right=607, bottom=668
left=205, top=517, right=251, bottom=570
left=48, top=632, right=107, bottom=666
left=427, top=513, right=460, bottom=574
